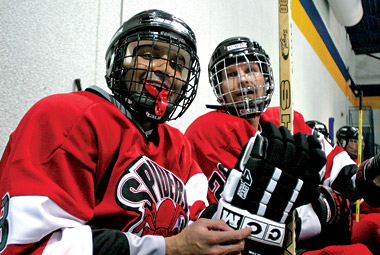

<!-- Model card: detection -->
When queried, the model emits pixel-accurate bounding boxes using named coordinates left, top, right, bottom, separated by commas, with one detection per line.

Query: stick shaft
left=279, top=0, right=294, bottom=134
left=279, top=1, right=295, bottom=254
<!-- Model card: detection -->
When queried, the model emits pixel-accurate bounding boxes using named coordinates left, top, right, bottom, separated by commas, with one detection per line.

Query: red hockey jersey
left=0, top=90, right=208, bottom=254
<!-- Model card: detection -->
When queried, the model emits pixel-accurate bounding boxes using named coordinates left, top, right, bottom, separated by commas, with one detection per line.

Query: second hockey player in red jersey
left=185, top=36, right=374, bottom=254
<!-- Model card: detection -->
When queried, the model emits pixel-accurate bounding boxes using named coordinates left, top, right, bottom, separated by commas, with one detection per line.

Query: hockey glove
left=311, top=185, right=352, bottom=246
left=215, top=121, right=326, bottom=254
left=331, top=164, right=359, bottom=202
left=356, top=154, right=380, bottom=208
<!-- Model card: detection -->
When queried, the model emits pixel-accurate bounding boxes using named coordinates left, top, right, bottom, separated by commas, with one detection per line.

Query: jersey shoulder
left=261, top=106, right=312, bottom=134
left=21, top=91, right=114, bottom=125
left=185, top=110, right=251, bottom=137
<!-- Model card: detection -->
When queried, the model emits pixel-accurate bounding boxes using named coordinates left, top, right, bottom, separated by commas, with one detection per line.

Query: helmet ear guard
left=105, top=9, right=200, bottom=123
left=340, top=139, right=347, bottom=149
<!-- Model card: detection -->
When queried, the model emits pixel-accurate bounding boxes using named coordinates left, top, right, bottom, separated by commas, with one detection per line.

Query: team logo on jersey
left=116, top=155, right=188, bottom=236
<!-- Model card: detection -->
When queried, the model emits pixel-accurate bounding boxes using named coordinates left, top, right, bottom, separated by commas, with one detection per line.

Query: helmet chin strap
left=144, top=81, right=170, bottom=116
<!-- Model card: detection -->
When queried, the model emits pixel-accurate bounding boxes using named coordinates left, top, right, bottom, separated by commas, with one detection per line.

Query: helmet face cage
left=209, top=37, right=274, bottom=119
left=105, top=10, right=200, bottom=123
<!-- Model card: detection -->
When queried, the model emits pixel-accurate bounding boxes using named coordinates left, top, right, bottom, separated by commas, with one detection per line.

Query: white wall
left=1, top=0, right=376, bottom=156
left=0, top=0, right=120, bottom=156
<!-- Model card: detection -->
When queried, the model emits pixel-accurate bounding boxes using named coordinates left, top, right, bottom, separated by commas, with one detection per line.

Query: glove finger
left=292, top=132, right=310, bottom=176
left=234, top=163, right=276, bottom=214
left=261, top=121, right=284, bottom=166
left=264, top=171, right=301, bottom=222
left=306, top=135, right=326, bottom=185
left=235, top=135, right=266, bottom=171
left=307, top=134, right=323, bottom=150
left=278, top=126, right=296, bottom=170
left=306, top=148, right=325, bottom=184
left=217, top=163, right=229, bottom=178
left=232, top=135, right=268, bottom=211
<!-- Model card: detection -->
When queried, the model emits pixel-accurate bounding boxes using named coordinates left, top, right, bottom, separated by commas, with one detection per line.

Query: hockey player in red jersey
left=184, top=36, right=376, bottom=254
left=0, top=10, right=254, bottom=255
left=336, top=126, right=361, bottom=164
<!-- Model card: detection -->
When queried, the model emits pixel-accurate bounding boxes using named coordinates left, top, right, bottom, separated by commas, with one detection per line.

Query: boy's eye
left=141, top=52, right=154, bottom=59
left=170, top=60, right=184, bottom=72
left=228, top=71, right=237, bottom=77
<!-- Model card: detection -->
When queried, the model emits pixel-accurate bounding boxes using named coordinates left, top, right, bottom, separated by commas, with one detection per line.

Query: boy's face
left=219, top=61, right=265, bottom=104
left=122, top=40, right=191, bottom=104
left=345, top=138, right=358, bottom=158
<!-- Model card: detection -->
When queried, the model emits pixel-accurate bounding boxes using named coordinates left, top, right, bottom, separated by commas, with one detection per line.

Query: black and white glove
left=311, top=185, right=352, bottom=246
left=215, top=121, right=326, bottom=254
left=356, top=154, right=380, bottom=208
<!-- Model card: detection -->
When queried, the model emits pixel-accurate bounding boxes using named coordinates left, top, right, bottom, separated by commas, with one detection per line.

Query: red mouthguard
left=144, top=82, right=169, bottom=116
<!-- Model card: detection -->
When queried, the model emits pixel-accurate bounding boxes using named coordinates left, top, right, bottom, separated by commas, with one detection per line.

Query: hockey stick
left=356, top=91, right=363, bottom=222
left=279, top=0, right=295, bottom=254
left=279, top=0, right=294, bottom=133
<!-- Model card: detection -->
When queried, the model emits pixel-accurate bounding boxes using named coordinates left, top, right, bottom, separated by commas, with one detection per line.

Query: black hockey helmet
left=208, top=36, right=274, bottom=118
left=336, top=125, right=362, bottom=159
left=306, top=120, right=329, bottom=138
left=336, top=126, right=359, bottom=148
left=105, top=9, right=200, bottom=122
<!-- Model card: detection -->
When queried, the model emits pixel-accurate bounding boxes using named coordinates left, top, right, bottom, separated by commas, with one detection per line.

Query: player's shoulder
left=261, top=106, right=306, bottom=121
left=260, top=106, right=311, bottom=134
left=36, top=91, right=106, bottom=109
left=330, top=144, right=348, bottom=155
left=186, top=110, right=246, bottom=134
left=28, top=91, right=114, bottom=118
left=19, top=91, right=118, bottom=130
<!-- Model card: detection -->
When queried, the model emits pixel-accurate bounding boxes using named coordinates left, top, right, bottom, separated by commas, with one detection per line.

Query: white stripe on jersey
left=43, top=226, right=92, bottom=255
left=8, top=196, right=86, bottom=243
left=7, top=195, right=91, bottom=254
left=185, top=172, right=209, bottom=207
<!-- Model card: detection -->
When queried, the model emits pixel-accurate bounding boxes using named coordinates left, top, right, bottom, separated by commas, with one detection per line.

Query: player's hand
left=311, top=185, right=353, bottom=245
left=356, top=154, right=380, bottom=207
left=164, top=218, right=251, bottom=255
left=312, top=185, right=352, bottom=226
left=215, top=121, right=326, bottom=253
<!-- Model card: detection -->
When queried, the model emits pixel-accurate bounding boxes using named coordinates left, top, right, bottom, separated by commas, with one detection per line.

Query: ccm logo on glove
left=217, top=199, right=285, bottom=246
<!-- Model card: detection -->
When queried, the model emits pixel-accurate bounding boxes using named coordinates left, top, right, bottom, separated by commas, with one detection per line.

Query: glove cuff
left=216, top=198, right=286, bottom=247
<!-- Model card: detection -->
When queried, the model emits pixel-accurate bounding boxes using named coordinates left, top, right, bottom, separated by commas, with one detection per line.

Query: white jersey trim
left=43, top=226, right=92, bottom=255
left=8, top=195, right=86, bottom=243
left=124, top=232, right=165, bottom=255
left=7, top=195, right=90, bottom=253
left=296, top=204, right=321, bottom=241
left=323, top=148, right=356, bottom=186
left=185, top=172, right=209, bottom=207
